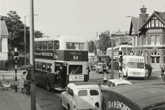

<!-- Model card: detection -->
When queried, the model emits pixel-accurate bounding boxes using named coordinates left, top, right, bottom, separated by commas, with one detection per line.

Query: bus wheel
left=46, top=80, right=51, bottom=91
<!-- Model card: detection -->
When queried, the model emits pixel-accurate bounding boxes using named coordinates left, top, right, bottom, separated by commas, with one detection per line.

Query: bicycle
left=24, top=80, right=31, bottom=95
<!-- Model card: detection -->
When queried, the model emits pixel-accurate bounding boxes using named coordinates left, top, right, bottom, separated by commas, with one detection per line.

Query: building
left=111, top=30, right=126, bottom=46
left=129, top=5, right=165, bottom=69
left=0, top=19, right=9, bottom=70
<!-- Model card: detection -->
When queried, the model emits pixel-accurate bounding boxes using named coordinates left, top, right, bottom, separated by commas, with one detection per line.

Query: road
left=35, top=69, right=164, bottom=110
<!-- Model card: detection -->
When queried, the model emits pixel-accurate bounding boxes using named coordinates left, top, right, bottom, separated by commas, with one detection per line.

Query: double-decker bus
left=106, top=45, right=133, bottom=61
left=34, top=36, right=88, bottom=91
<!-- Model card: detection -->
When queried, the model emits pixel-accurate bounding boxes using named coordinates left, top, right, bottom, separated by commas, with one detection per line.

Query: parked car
left=99, top=79, right=132, bottom=90
left=95, top=62, right=108, bottom=73
left=61, top=82, right=102, bottom=110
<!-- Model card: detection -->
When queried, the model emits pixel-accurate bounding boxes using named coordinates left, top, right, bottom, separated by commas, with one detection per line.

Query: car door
left=76, top=89, right=90, bottom=109
left=89, top=89, right=102, bottom=109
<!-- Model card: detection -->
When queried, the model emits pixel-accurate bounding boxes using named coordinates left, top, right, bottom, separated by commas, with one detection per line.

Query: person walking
left=19, top=71, right=27, bottom=93
left=160, top=62, right=164, bottom=79
left=86, top=65, right=90, bottom=80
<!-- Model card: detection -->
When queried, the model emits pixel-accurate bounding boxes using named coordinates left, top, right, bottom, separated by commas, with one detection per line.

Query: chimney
left=139, top=5, right=148, bottom=23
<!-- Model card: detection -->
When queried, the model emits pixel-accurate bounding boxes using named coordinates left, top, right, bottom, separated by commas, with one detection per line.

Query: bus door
left=54, top=62, right=62, bottom=87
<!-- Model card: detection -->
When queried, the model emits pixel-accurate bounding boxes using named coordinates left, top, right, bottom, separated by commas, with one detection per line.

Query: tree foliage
left=2, top=10, right=43, bottom=52
left=34, top=30, right=43, bottom=38
left=96, top=31, right=115, bottom=54
left=88, top=40, right=95, bottom=53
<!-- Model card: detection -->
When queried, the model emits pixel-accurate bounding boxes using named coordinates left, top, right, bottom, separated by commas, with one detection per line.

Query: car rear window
left=78, top=90, right=87, bottom=96
left=90, top=90, right=99, bottom=96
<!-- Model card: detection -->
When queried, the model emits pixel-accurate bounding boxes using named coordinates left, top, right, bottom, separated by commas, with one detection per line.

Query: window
left=34, top=41, right=38, bottom=49
left=151, top=19, right=154, bottom=27
left=42, top=63, right=46, bottom=71
left=151, top=35, right=155, bottom=45
left=38, top=41, right=42, bottom=49
left=78, top=90, right=87, bottom=96
left=43, top=41, right=48, bottom=49
left=48, top=41, right=53, bottom=49
left=155, top=20, right=159, bottom=27
left=54, top=41, right=59, bottom=49
left=156, top=57, right=160, bottom=63
left=67, top=88, right=74, bottom=96
left=36, top=62, right=42, bottom=70
left=66, top=42, right=84, bottom=50
left=47, top=63, right=52, bottom=72
left=90, top=90, right=99, bottom=96
left=156, top=35, right=160, bottom=45
left=69, top=65, right=82, bottom=74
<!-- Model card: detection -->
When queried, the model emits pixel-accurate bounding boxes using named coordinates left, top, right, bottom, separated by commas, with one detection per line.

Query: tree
left=98, top=31, right=111, bottom=54
left=2, top=11, right=43, bottom=52
left=88, top=40, right=95, bottom=53
left=34, top=30, right=43, bottom=38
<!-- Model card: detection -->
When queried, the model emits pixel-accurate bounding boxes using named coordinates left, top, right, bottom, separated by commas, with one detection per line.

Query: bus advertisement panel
left=34, top=36, right=89, bottom=91
left=122, top=55, right=146, bottom=79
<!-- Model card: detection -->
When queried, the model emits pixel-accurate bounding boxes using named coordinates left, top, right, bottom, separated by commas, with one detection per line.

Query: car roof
left=104, top=84, right=165, bottom=109
left=108, top=79, right=132, bottom=85
left=68, top=82, right=100, bottom=89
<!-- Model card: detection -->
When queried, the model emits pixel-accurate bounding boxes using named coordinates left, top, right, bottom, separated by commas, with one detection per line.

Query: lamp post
left=24, top=14, right=38, bottom=70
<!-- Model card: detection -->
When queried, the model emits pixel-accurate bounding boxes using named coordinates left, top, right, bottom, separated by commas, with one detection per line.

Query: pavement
left=0, top=68, right=164, bottom=110
left=0, top=87, right=42, bottom=110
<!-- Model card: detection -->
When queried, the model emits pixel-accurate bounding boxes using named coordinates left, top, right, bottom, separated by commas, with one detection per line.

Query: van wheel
left=67, top=104, right=70, bottom=110
left=46, top=80, right=51, bottom=91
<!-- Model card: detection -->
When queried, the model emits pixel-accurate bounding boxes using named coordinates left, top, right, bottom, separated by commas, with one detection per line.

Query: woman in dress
left=19, top=71, right=27, bottom=93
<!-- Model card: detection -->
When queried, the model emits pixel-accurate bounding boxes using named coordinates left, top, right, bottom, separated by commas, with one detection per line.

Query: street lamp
left=24, top=14, right=38, bottom=69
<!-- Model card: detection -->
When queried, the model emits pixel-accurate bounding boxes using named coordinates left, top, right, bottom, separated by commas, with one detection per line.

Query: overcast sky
left=1, top=0, right=165, bottom=41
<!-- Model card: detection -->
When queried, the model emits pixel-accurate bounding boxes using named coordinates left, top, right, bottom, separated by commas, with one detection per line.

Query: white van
left=122, top=55, right=146, bottom=79
left=61, top=82, right=102, bottom=110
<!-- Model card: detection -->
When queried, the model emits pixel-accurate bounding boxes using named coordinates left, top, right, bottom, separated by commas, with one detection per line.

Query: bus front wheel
left=46, top=80, right=51, bottom=91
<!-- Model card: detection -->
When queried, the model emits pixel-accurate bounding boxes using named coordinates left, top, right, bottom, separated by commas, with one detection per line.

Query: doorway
left=150, top=51, right=160, bottom=69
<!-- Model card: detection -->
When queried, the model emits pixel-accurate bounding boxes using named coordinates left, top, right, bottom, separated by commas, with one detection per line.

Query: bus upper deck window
left=43, top=41, right=48, bottom=49
left=34, top=41, right=38, bottom=49
left=38, top=41, right=42, bottom=49
left=54, top=41, right=59, bottom=49
left=48, top=41, right=53, bottom=49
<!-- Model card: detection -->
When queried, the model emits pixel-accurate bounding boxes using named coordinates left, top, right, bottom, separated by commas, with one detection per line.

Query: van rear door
left=76, top=89, right=90, bottom=109
left=89, top=89, right=101, bottom=109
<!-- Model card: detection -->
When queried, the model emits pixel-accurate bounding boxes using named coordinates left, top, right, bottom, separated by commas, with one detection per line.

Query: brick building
left=129, top=6, right=165, bottom=69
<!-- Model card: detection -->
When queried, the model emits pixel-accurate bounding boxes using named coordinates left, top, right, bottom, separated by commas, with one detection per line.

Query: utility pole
left=30, top=0, right=36, bottom=109
left=111, top=39, right=114, bottom=79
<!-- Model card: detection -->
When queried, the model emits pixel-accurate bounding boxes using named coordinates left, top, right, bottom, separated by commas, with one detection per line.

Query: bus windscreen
left=69, top=65, right=82, bottom=74
left=127, top=62, right=144, bottom=68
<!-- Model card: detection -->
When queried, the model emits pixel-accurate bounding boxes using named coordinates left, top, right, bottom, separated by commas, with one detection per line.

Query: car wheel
left=67, top=104, right=70, bottom=110
left=46, top=80, right=51, bottom=91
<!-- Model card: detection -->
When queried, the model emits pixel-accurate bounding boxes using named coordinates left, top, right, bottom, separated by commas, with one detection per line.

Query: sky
left=1, top=0, right=165, bottom=41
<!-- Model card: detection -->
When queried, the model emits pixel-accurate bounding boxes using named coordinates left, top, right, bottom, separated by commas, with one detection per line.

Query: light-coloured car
left=100, top=79, right=132, bottom=90
left=61, top=82, right=102, bottom=110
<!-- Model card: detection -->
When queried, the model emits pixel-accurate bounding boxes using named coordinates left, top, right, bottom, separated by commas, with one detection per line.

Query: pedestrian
left=58, top=64, right=66, bottom=89
left=86, top=65, right=90, bottom=80
left=19, top=71, right=27, bottom=93
left=160, top=62, right=164, bottom=79
left=5, top=60, right=8, bottom=71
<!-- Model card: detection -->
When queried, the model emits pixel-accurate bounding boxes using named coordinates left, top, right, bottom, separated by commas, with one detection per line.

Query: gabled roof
left=0, top=20, right=9, bottom=38
left=129, top=17, right=142, bottom=35
left=139, top=11, right=165, bottom=30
